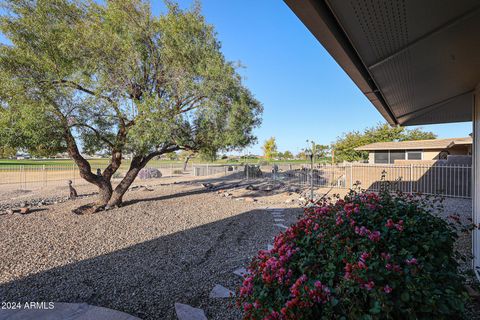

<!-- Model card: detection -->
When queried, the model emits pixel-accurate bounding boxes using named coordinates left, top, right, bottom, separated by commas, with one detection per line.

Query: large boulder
left=138, top=167, right=162, bottom=180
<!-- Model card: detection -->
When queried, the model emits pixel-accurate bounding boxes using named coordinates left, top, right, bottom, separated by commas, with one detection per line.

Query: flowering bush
left=237, top=190, right=469, bottom=319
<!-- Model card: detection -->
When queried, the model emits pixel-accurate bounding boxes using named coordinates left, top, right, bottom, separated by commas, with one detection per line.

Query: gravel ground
left=0, top=179, right=477, bottom=319
left=0, top=181, right=302, bottom=320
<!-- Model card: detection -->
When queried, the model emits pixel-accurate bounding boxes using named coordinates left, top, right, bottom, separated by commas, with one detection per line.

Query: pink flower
left=363, top=281, right=375, bottom=290
left=385, top=263, right=393, bottom=270
left=406, top=258, right=418, bottom=265
left=360, top=252, right=370, bottom=262
left=386, top=219, right=395, bottom=228
left=369, top=230, right=381, bottom=242
left=381, top=252, right=391, bottom=260
left=243, top=302, right=253, bottom=312
left=384, top=285, right=393, bottom=293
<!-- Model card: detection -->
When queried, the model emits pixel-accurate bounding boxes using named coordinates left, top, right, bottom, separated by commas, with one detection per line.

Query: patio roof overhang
left=284, top=0, right=480, bottom=126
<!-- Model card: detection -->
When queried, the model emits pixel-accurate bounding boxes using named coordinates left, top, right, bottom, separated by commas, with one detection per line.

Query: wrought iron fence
left=239, top=163, right=472, bottom=199
left=0, top=162, right=472, bottom=198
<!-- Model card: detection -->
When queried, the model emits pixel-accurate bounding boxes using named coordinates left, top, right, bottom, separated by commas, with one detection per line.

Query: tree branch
left=69, top=123, right=114, bottom=148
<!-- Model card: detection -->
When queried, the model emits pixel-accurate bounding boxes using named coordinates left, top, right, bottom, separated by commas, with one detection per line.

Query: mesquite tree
left=0, top=0, right=262, bottom=208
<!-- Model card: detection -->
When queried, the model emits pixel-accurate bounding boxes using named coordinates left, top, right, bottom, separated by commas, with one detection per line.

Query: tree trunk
left=97, top=179, right=113, bottom=207
left=107, top=157, right=144, bottom=207
left=183, top=155, right=191, bottom=171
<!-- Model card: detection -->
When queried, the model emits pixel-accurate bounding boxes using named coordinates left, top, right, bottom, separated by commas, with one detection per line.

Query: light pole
left=305, top=148, right=314, bottom=201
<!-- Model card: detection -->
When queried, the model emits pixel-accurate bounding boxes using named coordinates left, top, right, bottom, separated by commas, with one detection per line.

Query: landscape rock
left=244, top=197, right=257, bottom=202
left=137, top=167, right=162, bottom=180
left=233, top=267, right=250, bottom=277
left=19, top=207, right=30, bottom=214
left=174, top=303, right=207, bottom=320
left=209, top=284, right=235, bottom=298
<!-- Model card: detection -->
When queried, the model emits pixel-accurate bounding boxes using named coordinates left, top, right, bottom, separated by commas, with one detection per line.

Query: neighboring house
left=355, top=137, right=472, bottom=164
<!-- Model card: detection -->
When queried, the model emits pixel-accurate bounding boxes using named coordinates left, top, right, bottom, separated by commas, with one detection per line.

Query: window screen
left=389, top=150, right=405, bottom=164
left=407, top=150, right=422, bottom=160
left=374, top=151, right=389, bottom=164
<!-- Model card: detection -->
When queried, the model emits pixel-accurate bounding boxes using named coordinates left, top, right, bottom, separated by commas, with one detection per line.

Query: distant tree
left=0, top=146, right=15, bottom=158
left=198, top=149, right=217, bottom=162
left=262, top=137, right=278, bottom=160
left=179, top=150, right=196, bottom=170
left=296, top=151, right=306, bottom=160
left=277, top=152, right=284, bottom=160
left=0, top=0, right=262, bottom=209
left=283, top=150, right=293, bottom=160
left=332, top=123, right=437, bottom=162
left=168, top=152, right=179, bottom=161
left=305, top=140, right=330, bottom=162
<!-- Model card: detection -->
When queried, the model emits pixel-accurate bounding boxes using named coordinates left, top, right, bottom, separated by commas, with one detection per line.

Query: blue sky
left=153, top=0, right=472, bottom=155
left=1, top=1, right=472, bottom=156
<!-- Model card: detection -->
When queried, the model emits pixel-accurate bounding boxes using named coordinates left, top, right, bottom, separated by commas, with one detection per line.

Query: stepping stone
left=274, top=218, right=285, bottom=222
left=274, top=223, right=288, bottom=229
left=267, top=244, right=274, bottom=250
left=209, top=284, right=235, bottom=298
left=233, top=267, right=250, bottom=277
left=175, top=303, right=207, bottom=320
left=0, top=302, right=140, bottom=320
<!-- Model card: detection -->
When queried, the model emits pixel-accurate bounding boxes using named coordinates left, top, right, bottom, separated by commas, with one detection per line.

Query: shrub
left=137, top=167, right=162, bottom=180
left=173, top=169, right=183, bottom=174
left=237, top=190, right=468, bottom=319
left=112, top=171, right=123, bottom=179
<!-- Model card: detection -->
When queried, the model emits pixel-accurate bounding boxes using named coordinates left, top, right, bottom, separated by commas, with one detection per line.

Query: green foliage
left=0, top=145, right=15, bottom=158
left=332, top=123, right=437, bottom=162
left=237, top=190, right=469, bottom=319
left=262, top=137, right=277, bottom=160
left=283, top=150, right=293, bottom=160
left=0, top=0, right=262, bottom=165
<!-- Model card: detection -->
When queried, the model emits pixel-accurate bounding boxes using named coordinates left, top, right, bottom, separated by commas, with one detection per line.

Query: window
left=407, top=150, right=422, bottom=160
left=389, top=150, right=405, bottom=163
left=374, top=151, right=389, bottom=164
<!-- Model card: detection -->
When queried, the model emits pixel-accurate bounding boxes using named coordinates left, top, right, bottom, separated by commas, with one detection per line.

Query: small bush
left=172, top=169, right=183, bottom=174
left=112, top=171, right=123, bottom=179
left=138, top=167, right=162, bottom=179
left=237, top=190, right=468, bottom=319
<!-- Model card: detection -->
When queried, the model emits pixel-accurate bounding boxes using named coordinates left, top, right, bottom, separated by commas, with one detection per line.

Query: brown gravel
left=1, top=179, right=477, bottom=319
left=0, top=181, right=302, bottom=319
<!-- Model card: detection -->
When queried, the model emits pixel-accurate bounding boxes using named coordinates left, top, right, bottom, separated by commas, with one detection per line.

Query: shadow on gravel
left=0, top=207, right=298, bottom=320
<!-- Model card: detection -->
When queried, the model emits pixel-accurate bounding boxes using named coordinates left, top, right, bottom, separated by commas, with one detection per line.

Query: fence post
left=72, top=164, right=76, bottom=185
left=206, top=164, right=209, bottom=176
left=349, top=163, right=353, bottom=189
left=22, top=165, right=26, bottom=190
left=43, top=165, right=47, bottom=186
left=409, top=164, right=413, bottom=193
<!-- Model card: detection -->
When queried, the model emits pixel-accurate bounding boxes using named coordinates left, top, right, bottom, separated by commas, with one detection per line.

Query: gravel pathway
left=0, top=182, right=302, bottom=319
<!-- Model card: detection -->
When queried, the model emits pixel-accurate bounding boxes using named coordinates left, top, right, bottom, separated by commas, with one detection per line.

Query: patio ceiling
left=285, top=0, right=480, bottom=126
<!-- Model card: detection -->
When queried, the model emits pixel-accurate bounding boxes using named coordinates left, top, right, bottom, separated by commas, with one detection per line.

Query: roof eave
left=284, top=0, right=398, bottom=126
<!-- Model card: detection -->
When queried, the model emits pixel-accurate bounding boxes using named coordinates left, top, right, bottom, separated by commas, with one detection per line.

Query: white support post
left=473, top=83, right=480, bottom=279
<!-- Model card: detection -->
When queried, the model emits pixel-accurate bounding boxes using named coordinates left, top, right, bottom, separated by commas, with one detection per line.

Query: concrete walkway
left=0, top=302, right=141, bottom=320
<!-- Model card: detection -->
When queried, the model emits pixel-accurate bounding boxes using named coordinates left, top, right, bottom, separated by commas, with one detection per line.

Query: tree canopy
left=0, top=0, right=262, bottom=208
left=332, top=123, right=437, bottom=162
left=262, top=137, right=277, bottom=160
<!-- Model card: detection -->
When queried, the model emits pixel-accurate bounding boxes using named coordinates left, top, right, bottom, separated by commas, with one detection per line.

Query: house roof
left=355, top=137, right=472, bottom=151
left=284, top=0, right=480, bottom=126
